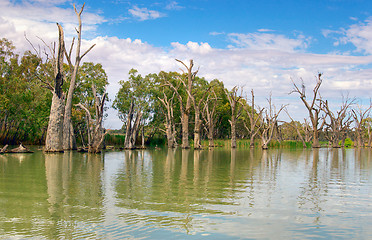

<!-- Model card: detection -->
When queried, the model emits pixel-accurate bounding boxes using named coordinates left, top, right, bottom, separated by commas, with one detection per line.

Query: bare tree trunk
left=194, top=109, right=202, bottom=149
left=45, top=23, right=65, bottom=153
left=45, top=93, right=65, bottom=152
left=225, top=86, right=243, bottom=149
left=230, top=117, right=237, bottom=148
left=181, top=113, right=190, bottom=149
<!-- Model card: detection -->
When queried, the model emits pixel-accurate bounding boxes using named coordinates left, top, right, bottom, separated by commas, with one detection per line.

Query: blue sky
left=85, top=0, right=371, bottom=52
left=2, top=0, right=372, bottom=128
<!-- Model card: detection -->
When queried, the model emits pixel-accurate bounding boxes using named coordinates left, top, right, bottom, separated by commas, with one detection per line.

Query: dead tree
left=182, top=80, right=212, bottom=150
left=224, top=86, right=244, bottom=148
left=320, top=97, right=354, bottom=148
left=243, top=89, right=264, bottom=148
left=351, top=103, right=372, bottom=147
left=75, top=84, right=107, bottom=153
left=63, top=3, right=96, bottom=150
left=202, top=90, right=218, bottom=148
left=44, top=23, right=65, bottom=152
left=290, top=73, right=326, bottom=148
left=260, top=96, right=286, bottom=149
left=166, top=59, right=197, bottom=149
left=157, top=84, right=177, bottom=148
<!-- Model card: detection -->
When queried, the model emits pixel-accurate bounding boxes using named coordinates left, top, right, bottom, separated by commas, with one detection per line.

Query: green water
left=0, top=148, right=371, bottom=239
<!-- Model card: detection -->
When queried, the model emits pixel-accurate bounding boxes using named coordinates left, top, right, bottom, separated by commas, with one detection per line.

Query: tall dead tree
left=63, top=3, right=96, bottom=150
left=224, top=86, right=244, bottom=148
left=44, top=23, right=65, bottom=152
left=75, top=84, right=107, bottom=153
left=321, top=97, right=354, bottom=148
left=290, top=73, right=326, bottom=148
left=243, top=89, right=264, bottom=148
left=166, top=59, right=197, bottom=149
left=260, top=96, right=285, bottom=149
left=351, top=103, right=372, bottom=147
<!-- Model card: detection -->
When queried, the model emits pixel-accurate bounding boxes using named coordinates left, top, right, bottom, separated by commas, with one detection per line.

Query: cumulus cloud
left=128, top=6, right=165, bottom=21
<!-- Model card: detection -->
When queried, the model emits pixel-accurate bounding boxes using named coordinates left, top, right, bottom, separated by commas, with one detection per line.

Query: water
left=0, top=148, right=371, bottom=239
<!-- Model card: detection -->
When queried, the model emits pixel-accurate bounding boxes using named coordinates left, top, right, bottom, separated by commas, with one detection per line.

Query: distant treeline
left=1, top=38, right=371, bottom=149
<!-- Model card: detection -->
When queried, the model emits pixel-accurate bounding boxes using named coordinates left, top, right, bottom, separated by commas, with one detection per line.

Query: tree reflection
left=45, top=152, right=104, bottom=238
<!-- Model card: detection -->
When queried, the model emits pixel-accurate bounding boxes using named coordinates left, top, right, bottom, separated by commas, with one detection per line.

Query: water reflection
left=0, top=148, right=371, bottom=239
left=0, top=151, right=105, bottom=239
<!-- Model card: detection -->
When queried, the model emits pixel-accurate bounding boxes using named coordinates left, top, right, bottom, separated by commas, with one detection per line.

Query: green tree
left=113, top=69, right=153, bottom=149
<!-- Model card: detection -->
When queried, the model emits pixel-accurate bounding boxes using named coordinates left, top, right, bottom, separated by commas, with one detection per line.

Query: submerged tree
left=44, top=24, right=65, bottom=152
left=166, top=59, right=197, bottom=149
left=156, top=71, right=177, bottom=148
left=321, top=96, right=354, bottom=148
left=75, top=62, right=108, bottom=153
left=202, top=89, right=218, bottom=148
left=224, top=86, right=244, bottom=148
left=260, top=95, right=285, bottom=149
left=351, top=103, right=372, bottom=148
left=290, top=73, right=326, bottom=148
left=243, top=89, right=264, bottom=148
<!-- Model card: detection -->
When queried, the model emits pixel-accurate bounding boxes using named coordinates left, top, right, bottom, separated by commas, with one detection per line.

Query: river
left=0, top=148, right=371, bottom=239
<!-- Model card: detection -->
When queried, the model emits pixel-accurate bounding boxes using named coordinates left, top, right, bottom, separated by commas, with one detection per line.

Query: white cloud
left=227, top=32, right=311, bottom=52
left=325, top=17, right=372, bottom=54
left=165, top=1, right=183, bottom=10
left=128, top=6, right=165, bottom=21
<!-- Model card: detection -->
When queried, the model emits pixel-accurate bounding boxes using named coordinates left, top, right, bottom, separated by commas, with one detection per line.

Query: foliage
left=0, top=39, right=51, bottom=144
left=340, top=138, right=353, bottom=148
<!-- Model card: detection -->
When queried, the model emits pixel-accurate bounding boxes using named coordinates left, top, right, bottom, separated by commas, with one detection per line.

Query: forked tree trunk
left=63, top=3, right=95, bottom=150
left=45, top=23, right=65, bottom=153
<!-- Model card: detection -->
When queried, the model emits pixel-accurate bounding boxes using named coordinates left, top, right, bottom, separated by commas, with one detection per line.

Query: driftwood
left=1, top=143, right=33, bottom=153
left=0, top=144, right=8, bottom=154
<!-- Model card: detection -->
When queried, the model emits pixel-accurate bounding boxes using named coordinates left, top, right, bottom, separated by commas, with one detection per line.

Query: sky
left=2, top=0, right=372, bottom=129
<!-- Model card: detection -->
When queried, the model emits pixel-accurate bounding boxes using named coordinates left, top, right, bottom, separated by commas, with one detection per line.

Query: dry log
left=9, top=143, right=33, bottom=153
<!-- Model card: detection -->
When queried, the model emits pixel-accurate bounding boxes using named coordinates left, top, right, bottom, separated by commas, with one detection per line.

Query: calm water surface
left=0, top=148, right=371, bottom=239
